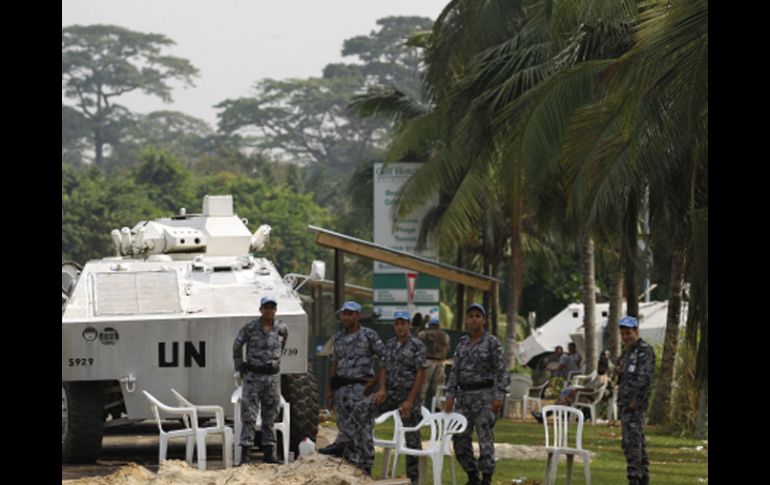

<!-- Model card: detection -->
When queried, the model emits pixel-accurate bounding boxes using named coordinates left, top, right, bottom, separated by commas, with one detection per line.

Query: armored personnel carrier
left=62, top=195, right=320, bottom=462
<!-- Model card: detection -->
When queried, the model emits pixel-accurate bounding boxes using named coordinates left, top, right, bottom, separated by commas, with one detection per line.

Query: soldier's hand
left=491, top=399, right=503, bottom=415
left=629, top=401, right=639, bottom=411
left=399, top=400, right=413, bottom=418
left=326, top=388, right=333, bottom=407
left=444, top=397, right=455, bottom=413
left=372, top=389, right=386, bottom=406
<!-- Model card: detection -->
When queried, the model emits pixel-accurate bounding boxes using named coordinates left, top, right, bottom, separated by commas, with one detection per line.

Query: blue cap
left=428, top=316, right=440, bottom=325
left=393, top=310, right=410, bottom=321
left=618, top=316, right=638, bottom=328
left=339, top=301, right=362, bottom=313
left=466, top=303, right=486, bottom=316
left=260, top=296, right=277, bottom=307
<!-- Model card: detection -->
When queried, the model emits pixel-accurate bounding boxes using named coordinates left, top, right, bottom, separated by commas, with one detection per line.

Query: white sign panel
left=373, top=163, right=437, bottom=273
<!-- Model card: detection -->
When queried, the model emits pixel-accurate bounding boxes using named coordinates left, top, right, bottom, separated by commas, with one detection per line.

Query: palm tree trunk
left=607, top=256, right=623, bottom=361
left=580, top=231, right=597, bottom=373
left=648, top=248, right=687, bottom=425
left=623, top=191, right=640, bottom=317
left=455, top=247, right=465, bottom=332
left=505, top=198, right=524, bottom=369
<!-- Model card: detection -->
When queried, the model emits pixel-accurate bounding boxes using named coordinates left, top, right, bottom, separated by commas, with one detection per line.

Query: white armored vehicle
left=62, top=195, right=320, bottom=462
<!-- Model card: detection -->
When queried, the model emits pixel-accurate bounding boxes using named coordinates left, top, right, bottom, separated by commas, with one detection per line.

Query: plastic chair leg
left=583, top=453, right=592, bottom=485
left=185, top=436, right=195, bottom=463
left=233, top=402, right=242, bottom=465
left=431, top=454, right=444, bottom=485
left=547, top=451, right=560, bottom=485
left=159, top=435, right=169, bottom=463
left=382, top=448, right=391, bottom=478
left=196, top=430, right=208, bottom=471
left=223, top=427, right=234, bottom=468
left=565, top=454, right=574, bottom=485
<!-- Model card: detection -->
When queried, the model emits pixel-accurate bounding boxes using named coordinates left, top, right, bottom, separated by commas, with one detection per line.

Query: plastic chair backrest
left=542, top=405, right=584, bottom=450
left=142, top=390, right=197, bottom=430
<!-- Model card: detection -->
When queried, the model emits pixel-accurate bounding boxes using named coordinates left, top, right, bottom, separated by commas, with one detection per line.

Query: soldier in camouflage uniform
left=233, top=295, right=288, bottom=464
left=418, top=316, right=450, bottom=409
left=348, top=310, right=427, bottom=483
left=445, top=303, right=510, bottom=485
left=318, top=301, right=385, bottom=475
left=616, top=316, right=655, bottom=485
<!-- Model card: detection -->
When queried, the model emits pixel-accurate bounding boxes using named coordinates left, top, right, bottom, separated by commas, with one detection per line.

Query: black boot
left=318, top=441, right=346, bottom=457
left=465, top=471, right=481, bottom=485
left=239, top=445, right=252, bottom=465
left=481, top=473, right=493, bottom=485
left=640, top=476, right=649, bottom=485
left=262, top=444, right=280, bottom=464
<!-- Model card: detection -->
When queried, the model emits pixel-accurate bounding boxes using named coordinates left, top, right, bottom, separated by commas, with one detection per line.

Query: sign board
left=373, top=163, right=440, bottom=321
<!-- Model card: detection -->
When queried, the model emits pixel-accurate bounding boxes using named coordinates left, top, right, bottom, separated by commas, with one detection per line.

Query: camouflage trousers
left=420, top=362, right=445, bottom=406
left=332, top=382, right=368, bottom=447
left=620, top=406, right=649, bottom=481
left=452, top=389, right=498, bottom=475
left=347, top=393, right=423, bottom=479
left=240, top=374, right=280, bottom=447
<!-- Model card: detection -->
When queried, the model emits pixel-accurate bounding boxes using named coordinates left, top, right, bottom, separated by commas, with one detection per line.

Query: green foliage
left=62, top=24, right=199, bottom=166
left=62, top=151, right=331, bottom=274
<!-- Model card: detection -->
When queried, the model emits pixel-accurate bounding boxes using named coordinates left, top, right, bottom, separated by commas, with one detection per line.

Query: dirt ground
left=62, top=419, right=587, bottom=484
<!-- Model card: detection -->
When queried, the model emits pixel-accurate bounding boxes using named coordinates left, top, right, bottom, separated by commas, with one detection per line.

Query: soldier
left=418, top=316, right=450, bottom=409
left=343, top=310, right=427, bottom=482
left=318, top=301, right=385, bottom=475
left=616, top=316, right=655, bottom=485
left=233, top=295, right=287, bottom=464
left=444, top=303, right=510, bottom=485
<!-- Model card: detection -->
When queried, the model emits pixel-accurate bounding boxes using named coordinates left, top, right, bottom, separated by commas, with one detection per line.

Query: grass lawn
left=362, top=417, right=708, bottom=485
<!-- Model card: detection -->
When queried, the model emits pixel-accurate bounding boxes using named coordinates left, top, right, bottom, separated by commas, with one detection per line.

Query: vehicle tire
left=62, top=382, right=104, bottom=463
left=281, top=372, right=319, bottom=456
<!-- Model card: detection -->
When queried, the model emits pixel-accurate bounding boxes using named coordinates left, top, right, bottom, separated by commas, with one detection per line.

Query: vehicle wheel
left=62, top=382, right=104, bottom=463
left=281, top=373, right=319, bottom=456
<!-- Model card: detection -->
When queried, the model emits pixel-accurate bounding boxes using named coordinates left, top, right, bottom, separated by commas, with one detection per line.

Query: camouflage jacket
left=417, top=328, right=450, bottom=360
left=384, top=335, right=427, bottom=400
left=330, top=326, right=385, bottom=379
left=617, top=338, right=655, bottom=409
left=445, top=332, right=510, bottom=401
left=233, top=318, right=288, bottom=372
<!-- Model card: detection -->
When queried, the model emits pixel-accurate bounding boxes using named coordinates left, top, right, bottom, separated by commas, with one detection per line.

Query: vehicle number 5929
left=68, top=358, right=94, bottom=367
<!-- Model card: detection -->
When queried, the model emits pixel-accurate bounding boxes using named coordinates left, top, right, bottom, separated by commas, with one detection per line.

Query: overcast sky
left=62, top=0, right=449, bottom=127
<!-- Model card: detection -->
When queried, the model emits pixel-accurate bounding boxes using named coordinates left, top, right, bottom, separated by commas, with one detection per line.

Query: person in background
left=418, top=316, right=450, bottom=409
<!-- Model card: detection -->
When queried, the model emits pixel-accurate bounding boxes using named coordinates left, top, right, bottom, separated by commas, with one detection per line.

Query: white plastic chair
left=373, top=406, right=432, bottom=479
left=142, top=390, right=234, bottom=471
left=572, top=384, right=607, bottom=425
left=503, top=374, right=532, bottom=418
left=392, top=411, right=468, bottom=485
left=566, top=370, right=597, bottom=389
left=231, top=385, right=291, bottom=465
left=430, top=385, right=447, bottom=413
left=524, top=379, right=550, bottom=415
left=541, top=405, right=591, bottom=485
left=169, top=389, right=234, bottom=470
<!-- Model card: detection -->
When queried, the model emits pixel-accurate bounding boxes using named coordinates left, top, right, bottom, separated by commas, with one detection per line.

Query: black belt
left=330, top=375, right=369, bottom=390
left=459, top=379, right=494, bottom=391
left=243, top=363, right=280, bottom=375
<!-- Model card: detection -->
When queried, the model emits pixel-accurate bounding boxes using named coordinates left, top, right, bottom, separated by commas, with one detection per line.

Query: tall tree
left=62, top=24, right=198, bottom=166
